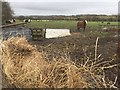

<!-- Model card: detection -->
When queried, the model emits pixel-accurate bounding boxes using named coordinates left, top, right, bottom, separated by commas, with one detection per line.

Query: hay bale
left=0, top=37, right=105, bottom=88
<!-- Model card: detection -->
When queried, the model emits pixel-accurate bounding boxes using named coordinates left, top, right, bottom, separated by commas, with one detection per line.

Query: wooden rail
left=0, top=22, right=27, bottom=28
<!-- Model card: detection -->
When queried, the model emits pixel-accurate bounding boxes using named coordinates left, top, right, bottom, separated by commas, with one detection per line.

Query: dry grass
left=0, top=37, right=118, bottom=88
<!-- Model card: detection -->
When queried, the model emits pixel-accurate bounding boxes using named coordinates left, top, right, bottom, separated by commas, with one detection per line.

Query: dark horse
left=77, top=20, right=87, bottom=32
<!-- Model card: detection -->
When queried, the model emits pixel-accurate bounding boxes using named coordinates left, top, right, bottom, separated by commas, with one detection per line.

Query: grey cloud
left=9, top=2, right=118, bottom=15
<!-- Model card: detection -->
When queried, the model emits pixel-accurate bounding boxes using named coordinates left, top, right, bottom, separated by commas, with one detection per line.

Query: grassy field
left=24, top=20, right=118, bottom=38
left=26, top=20, right=118, bottom=31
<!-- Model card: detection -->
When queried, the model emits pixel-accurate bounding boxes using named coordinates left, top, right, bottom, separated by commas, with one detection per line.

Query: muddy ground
left=31, top=30, right=119, bottom=88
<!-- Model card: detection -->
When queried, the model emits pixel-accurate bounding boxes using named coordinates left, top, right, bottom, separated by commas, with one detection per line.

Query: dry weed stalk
left=81, top=37, right=118, bottom=88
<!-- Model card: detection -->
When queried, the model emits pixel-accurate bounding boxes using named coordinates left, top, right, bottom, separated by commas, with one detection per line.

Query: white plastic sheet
left=45, top=29, right=71, bottom=38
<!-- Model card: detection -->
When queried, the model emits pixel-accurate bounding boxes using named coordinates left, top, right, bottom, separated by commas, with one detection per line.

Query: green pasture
left=24, top=20, right=118, bottom=37
left=26, top=20, right=118, bottom=31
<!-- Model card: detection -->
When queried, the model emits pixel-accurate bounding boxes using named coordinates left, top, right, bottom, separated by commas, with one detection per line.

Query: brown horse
left=77, top=20, right=87, bottom=32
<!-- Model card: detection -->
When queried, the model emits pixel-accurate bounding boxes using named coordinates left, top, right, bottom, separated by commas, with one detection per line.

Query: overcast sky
left=5, top=0, right=119, bottom=16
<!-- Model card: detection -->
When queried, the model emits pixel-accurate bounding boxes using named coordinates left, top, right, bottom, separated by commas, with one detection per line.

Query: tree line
left=16, top=15, right=118, bottom=22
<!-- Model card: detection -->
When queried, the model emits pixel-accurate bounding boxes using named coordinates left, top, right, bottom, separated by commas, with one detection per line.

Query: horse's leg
left=83, top=27, right=86, bottom=32
left=77, top=27, right=80, bottom=32
left=82, top=28, right=84, bottom=32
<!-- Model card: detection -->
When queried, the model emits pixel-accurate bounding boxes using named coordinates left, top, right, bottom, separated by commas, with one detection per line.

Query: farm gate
left=31, top=28, right=46, bottom=40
